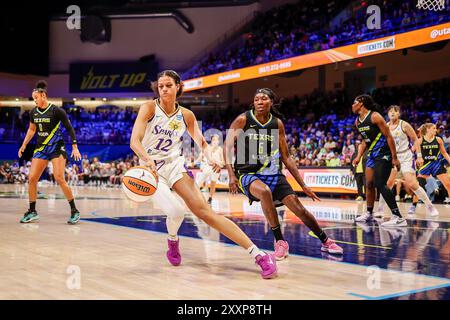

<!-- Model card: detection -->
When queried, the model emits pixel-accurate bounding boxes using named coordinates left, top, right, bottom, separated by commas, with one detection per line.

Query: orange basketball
left=122, top=166, right=158, bottom=202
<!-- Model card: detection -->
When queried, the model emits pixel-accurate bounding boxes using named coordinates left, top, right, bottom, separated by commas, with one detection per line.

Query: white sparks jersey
left=141, top=99, right=187, bottom=161
left=390, top=120, right=410, bottom=153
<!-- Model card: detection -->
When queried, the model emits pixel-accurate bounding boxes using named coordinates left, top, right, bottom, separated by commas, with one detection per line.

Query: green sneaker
left=68, top=210, right=80, bottom=225
left=20, top=210, right=40, bottom=223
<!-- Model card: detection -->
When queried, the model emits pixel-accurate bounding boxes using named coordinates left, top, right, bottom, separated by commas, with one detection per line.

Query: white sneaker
left=408, top=205, right=416, bottom=215
left=426, top=205, right=439, bottom=217
left=444, top=197, right=450, bottom=204
left=355, top=213, right=373, bottom=222
left=395, top=195, right=400, bottom=202
left=381, top=216, right=407, bottom=228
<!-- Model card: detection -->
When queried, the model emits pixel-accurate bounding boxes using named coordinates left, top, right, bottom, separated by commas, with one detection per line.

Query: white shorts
left=140, top=156, right=187, bottom=188
left=397, top=150, right=415, bottom=174
left=198, top=165, right=219, bottom=184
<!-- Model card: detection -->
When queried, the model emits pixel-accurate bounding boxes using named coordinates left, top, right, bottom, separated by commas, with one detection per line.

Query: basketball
left=122, top=166, right=158, bottom=202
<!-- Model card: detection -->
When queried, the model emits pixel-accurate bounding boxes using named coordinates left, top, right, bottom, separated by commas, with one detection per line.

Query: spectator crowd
left=184, top=0, right=449, bottom=79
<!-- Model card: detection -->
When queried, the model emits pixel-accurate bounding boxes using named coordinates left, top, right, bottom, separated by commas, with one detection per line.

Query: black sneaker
left=207, top=197, right=212, bottom=204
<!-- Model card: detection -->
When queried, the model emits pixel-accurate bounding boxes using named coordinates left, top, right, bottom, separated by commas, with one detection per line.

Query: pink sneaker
left=255, top=253, right=278, bottom=279
left=321, top=238, right=343, bottom=255
left=274, top=240, right=289, bottom=260
left=166, top=239, right=181, bottom=266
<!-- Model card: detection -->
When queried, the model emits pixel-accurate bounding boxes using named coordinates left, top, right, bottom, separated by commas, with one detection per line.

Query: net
left=416, top=0, right=446, bottom=11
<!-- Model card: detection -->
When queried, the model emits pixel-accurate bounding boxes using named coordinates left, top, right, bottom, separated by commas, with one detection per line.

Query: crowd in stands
left=0, top=107, right=138, bottom=145
left=184, top=0, right=449, bottom=78
left=0, top=78, right=449, bottom=196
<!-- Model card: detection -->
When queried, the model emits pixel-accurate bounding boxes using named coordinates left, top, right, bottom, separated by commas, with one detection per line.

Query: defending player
left=352, top=95, right=407, bottom=227
left=416, top=123, right=450, bottom=204
left=18, top=80, right=82, bottom=224
left=225, top=88, right=343, bottom=261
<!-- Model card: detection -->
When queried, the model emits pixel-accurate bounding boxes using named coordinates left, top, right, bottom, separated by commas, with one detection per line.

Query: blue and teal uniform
left=234, top=110, right=294, bottom=203
left=356, top=111, right=391, bottom=168
left=30, top=103, right=77, bottom=160
left=418, top=136, right=447, bottom=176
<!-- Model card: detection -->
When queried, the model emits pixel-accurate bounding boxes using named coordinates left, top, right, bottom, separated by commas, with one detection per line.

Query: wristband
left=417, top=153, right=422, bottom=158
left=72, top=140, right=78, bottom=145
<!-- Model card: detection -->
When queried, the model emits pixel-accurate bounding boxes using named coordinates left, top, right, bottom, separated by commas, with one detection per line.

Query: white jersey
left=141, top=99, right=186, bottom=161
left=390, top=120, right=410, bottom=154
left=390, top=120, right=415, bottom=173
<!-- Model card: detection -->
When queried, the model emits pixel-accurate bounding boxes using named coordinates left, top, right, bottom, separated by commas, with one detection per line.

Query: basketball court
left=1, top=184, right=448, bottom=300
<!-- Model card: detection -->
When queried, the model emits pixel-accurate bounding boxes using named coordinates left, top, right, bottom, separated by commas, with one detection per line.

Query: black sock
left=69, top=199, right=76, bottom=211
left=392, top=208, right=402, bottom=218
left=29, top=201, right=36, bottom=212
left=316, top=230, right=328, bottom=244
left=271, top=225, right=284, bottom=242
left=367, top=207, right=374, bottom=215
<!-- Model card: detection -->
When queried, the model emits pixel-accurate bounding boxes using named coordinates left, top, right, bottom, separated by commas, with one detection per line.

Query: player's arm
left=130, top=101, right=156, bottom=170
left=54, top=107, right=81, bottom=160
left=437, top=137, right=450, bottom=164
left=279, top=120, right=320, bottom=201
left=18, top=122, right=37, bottom=158
left=352, top=140, right=367, bottom=167
left=372, top=112, right=400, bottom=170
left=224, top=113, right=246, bottom=194
left=403, top=121, right=424, bottom=167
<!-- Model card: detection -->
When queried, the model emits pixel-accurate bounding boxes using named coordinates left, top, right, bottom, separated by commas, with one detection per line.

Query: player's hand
left=229, top=175, right=239, bottom=194
left=18, top=145, right=26, bottom=158
left=416, top=156, right=424, bottom=169
left=392, top=158, right=401, bottom=171
left=302, top=186, right=321, bottom=201
left=143, top=158, right=157, bottom=176
left=71, top=146, right=82, bottom=161
left=352, top=156, right=361, bottom=167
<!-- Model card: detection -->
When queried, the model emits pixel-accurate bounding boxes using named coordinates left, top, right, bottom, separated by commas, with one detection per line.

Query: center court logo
left=430, top=27, right=450, bottom=39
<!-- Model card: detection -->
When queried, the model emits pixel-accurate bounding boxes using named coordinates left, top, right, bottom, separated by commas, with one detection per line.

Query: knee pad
left=153, top=183, right=185, bottom=220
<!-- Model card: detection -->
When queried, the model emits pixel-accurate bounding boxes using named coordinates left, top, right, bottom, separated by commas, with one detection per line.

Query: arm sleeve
left=54, top=107, right=77, bottom=144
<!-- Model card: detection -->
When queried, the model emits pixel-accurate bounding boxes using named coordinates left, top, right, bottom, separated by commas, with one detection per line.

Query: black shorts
left=236, top=173, right=295, bottom=203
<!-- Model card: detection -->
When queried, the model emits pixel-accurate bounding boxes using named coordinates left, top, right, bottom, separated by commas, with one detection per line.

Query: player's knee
left=259, top=186, right=273, bottom=200
left=28, top=175, right=39, bottom=184
left=366, top=179, right=375, bottom=189
left=54, top=175, right=66, bottom=185
left=196, top=206, right=214, bottom=224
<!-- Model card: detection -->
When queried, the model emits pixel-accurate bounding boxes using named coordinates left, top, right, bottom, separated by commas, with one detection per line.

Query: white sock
left=413, top=187, right=432, bottom=207
left=378, top=195, right=386, bottom=211
left=247, top=245, right=265, bottom=259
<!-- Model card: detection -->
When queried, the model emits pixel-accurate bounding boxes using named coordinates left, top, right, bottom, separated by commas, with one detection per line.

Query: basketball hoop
left=417, top=0, right=446, bottom=11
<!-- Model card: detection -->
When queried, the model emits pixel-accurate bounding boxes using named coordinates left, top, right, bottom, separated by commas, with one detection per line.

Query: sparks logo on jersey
left=153, top=124, right=179, bottom=138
